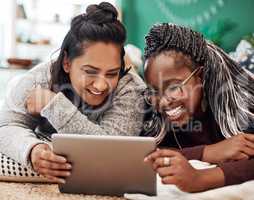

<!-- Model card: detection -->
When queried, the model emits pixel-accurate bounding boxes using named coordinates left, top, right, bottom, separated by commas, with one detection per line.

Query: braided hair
left=144, top=23, right=254, bottom=138
left=50, top=2, right=128, bottom=93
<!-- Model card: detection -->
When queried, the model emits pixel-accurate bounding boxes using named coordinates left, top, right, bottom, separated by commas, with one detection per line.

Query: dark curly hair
left=144, top=23, right=254, bottom=139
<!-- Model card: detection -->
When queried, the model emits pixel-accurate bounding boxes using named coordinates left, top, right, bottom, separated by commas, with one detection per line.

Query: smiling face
left=145, top=51, right=203, bottom=127
left=63, top=42, right=122, bottom=107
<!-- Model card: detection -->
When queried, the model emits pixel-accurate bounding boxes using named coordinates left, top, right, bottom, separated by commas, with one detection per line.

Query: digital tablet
left=52, top=134, right=156, bottom=196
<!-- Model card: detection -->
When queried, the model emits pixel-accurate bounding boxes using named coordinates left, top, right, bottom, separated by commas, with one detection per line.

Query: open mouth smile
left=165, top=105, right=185, bottom=121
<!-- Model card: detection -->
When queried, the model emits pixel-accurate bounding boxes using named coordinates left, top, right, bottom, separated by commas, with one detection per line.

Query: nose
left=158, top=95, right=174, bottom=111
left=92, top=76, right=108, bottom=92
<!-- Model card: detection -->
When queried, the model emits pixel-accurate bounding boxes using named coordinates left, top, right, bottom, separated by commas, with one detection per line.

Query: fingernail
left=66, top=164, right=72, bottom=169
left=144, top=157, right=148, bottom=162
left=66, top=172, right=71, bottom=176
left=59, top=179, right=66, bottom=184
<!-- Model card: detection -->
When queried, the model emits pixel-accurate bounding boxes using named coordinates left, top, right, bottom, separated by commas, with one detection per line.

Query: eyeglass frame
left=144, top=67, right=203, bottom=105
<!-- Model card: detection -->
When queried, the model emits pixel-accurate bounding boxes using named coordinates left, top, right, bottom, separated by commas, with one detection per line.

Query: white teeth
left=89, top=90, right=102, bottom=95
left=165, top=106, right=183, bottom=117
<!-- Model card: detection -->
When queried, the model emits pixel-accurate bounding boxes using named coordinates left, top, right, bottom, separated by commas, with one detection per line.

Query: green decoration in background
left=199, top=19, right=237, bottom=47
left=117, top=0, right=254, bottom=53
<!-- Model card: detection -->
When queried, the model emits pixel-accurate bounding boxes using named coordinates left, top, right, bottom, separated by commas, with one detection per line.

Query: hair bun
left=86, top=2, right=118, bottom=24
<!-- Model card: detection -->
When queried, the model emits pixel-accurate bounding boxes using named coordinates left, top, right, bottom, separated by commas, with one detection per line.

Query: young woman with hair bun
left=0, top=2, right=145, bottom=183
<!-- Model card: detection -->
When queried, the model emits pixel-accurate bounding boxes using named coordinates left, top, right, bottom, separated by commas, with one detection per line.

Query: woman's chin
left=83, top=98, right=106, bottom=107
left=166, top=113, right=189, bottom=128
left=81, top=91, right=108, bottom=107
left=82, top=95, right=109, bottom=107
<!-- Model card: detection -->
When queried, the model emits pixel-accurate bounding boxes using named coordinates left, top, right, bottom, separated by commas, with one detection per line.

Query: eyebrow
left=162, top=78, right=182, bottom=86
left=81, top=65, right=121, bottom=72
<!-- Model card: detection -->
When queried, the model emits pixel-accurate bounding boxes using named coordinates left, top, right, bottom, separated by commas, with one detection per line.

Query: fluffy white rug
left=125, top=160, right=254, bottom=200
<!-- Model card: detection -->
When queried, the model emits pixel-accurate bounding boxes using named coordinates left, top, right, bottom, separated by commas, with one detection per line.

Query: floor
left=0, top=182, right=126, bottom=200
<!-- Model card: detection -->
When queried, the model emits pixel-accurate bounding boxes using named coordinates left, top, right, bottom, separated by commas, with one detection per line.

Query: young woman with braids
left=0, top=2, right=145, bottom=183
left=142, top=23, right=254, bottom=192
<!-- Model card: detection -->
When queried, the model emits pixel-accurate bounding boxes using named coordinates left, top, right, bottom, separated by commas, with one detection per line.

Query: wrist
left=39, top=91, right=57, bottom=114
left=197, top=167, right=225, bottom=191
left=45, top=91, right=56, bottom=107
left=29, top=143, right=49, bottom=162
left=202, top=144, right=220, bottom=163
left=202, top=145, right=211, bottom=162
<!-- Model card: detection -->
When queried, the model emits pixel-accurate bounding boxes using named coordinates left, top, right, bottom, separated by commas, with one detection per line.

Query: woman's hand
left=145, top=149, right=225, bottom=192
left=30, top=143, right=72, bottom=184
left=145, top=149, right=200, bottom=192
left=26, top=87, right=56, bottom=116
left=203, top=134, right=254, bottom=163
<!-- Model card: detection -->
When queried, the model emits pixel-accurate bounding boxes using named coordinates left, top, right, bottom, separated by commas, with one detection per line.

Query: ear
left=63, top=51, right=71, bottom=73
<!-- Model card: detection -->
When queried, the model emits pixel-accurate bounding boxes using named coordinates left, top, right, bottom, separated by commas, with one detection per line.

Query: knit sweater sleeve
left=0, top=62, right=52, bottom=166
left=41, top=72, right=146, bottom=136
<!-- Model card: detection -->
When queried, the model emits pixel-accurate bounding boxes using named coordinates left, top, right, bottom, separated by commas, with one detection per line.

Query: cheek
left=106, top=77, right=119, bottom=92
left=186, top=84, right=202, bottom=113
left=69, top=72, right=92, bottom=92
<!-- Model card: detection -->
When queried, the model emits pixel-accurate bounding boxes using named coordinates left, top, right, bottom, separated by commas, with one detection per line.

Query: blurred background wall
left=118, top=0, right=254, bottom=52
left=0, top=0, right=253, bottom=105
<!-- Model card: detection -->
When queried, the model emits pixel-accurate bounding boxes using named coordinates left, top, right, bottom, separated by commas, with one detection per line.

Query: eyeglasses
left=144, top=67, right=202, bottom=105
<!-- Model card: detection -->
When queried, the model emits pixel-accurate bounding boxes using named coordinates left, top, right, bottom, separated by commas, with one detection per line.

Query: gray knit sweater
left=0, top=62, right=146, bottom=166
